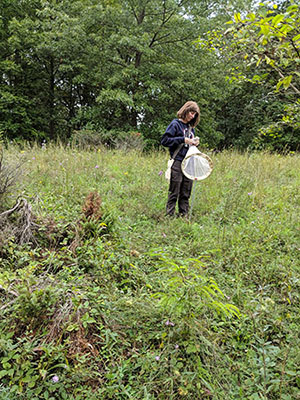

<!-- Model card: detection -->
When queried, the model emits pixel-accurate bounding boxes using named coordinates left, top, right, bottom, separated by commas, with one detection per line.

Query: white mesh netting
left=181, top=146, right=213, bottom=181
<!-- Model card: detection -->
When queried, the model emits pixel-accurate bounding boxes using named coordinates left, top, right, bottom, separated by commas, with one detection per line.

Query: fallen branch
left=0, top=197, right=24, bottom=218
left=0, top=197, right=39, bottom=245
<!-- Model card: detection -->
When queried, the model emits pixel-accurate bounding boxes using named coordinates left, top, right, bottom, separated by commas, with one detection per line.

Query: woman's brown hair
left=177, top=101, right=200, bottom=127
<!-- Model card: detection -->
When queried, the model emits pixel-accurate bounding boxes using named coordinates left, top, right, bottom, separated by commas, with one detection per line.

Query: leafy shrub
left=71, top=129, right=113, bottom=148
left=253, top=100, right=300, bottom=151
left=114, top=131, right=145, bottom=151
left=150, top=251, right=240, bottom=320
left=71, top=129, right=145, bottom=150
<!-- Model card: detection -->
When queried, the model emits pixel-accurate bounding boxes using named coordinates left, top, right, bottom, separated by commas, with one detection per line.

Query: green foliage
left=71, top=129, right=116, bottom=148
left=197, top=1, right=300, bottom=150
left=151, top=251, right=240, bottom=319
left=204, top=2, right=300, bottom=94
left=0, top=91, right=40, bottom=141
left=0, top=0, right=253, bottom=150
left=254, top=99, right=300, bottom=150
left=71, top=129, right=145, bottom=150
left=0, top=145, right=299, bottom=399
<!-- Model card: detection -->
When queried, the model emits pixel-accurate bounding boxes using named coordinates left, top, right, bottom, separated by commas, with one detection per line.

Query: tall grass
left=0, top=143, right=299, bottom=399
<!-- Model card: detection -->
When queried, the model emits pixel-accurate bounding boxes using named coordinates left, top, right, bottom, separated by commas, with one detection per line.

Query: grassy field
left=0, top=144, right=299, bottom=399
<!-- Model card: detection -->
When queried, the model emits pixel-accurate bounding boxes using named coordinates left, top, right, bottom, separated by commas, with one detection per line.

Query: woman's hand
left=193, top=137, right=199, bottom=146
left=184, top=137, right=195, bottom=145
left=185, top=137, right=199, bottom=146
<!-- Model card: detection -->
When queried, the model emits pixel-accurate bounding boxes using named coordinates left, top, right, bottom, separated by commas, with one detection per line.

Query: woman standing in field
left=161, top=101, right=200, bottom=217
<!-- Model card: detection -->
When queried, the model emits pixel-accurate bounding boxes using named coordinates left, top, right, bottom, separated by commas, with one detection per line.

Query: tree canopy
left=0, top=0, right=299, bottom=150
left=198, top=1, right=300, bottom=149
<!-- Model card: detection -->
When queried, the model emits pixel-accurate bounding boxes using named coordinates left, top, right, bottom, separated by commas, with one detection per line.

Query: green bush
left=71, top=129, right=145, bottom=150
left=254, top=100, right=300, bottom=151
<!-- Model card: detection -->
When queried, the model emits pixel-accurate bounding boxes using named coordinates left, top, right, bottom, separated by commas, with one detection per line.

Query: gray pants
left=166, top=160, right=193, bottom=216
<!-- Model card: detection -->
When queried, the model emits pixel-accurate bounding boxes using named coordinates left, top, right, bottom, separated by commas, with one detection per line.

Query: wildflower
left=158, top=170, right=163, bottom=176
left=95, top=165, right=99, bottom=169
left=175, top=344, right=179, bottom=349
left=162, top=233, right=166, bottom=237
left=248, top=192, right=253, bottom=196
left=52, top=375, right=59, bottom=383
left=155, top=356, right=160, bottom=361
left=32, top=156, right=36, bottom=160
left=165, top=320, right=175, bottom=326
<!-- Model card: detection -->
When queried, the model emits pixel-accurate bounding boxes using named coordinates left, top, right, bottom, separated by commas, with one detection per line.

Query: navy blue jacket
left=161, top=119, right=195, bottom=161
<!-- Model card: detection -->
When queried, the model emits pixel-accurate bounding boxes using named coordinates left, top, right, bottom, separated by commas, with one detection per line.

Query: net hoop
left=181, top=148, right=213, bottom=181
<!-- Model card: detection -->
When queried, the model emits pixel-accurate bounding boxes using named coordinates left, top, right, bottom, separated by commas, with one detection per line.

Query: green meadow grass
left=0, top=144, right=299, bottom=400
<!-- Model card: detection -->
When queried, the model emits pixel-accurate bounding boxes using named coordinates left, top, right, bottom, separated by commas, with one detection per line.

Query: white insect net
left=181, top=146, right=213, bottom=181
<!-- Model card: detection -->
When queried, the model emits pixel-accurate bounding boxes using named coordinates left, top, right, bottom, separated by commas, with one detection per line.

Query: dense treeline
left=0, top=0, right=299, bottom=149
